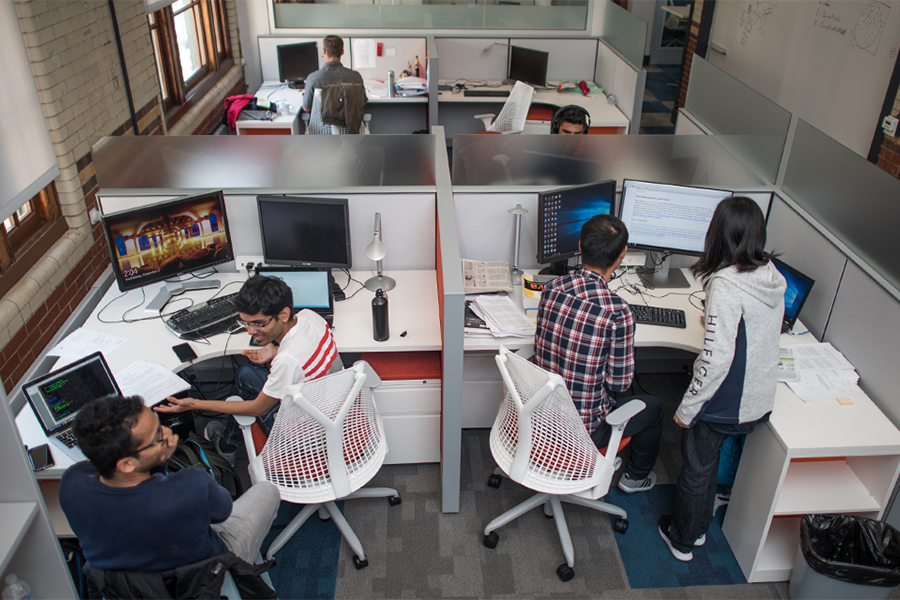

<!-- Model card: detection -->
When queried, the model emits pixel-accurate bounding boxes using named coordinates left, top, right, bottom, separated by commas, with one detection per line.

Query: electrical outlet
left=883, top=115, right=898, bottom=136
left=236, top=256, right=265, bottom=271
left=621, top=251, right=646, bottom=267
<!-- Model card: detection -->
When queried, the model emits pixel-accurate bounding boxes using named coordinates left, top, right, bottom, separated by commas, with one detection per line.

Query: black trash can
left=789, top=514, right=900, bottom=599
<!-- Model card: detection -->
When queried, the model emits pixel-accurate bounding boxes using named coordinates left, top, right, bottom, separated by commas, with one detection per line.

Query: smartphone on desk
left=28, top=443, right=54, bottom=472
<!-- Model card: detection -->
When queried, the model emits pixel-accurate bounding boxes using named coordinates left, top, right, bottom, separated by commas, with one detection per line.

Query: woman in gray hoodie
left=659, top=197, right=786, bottom=562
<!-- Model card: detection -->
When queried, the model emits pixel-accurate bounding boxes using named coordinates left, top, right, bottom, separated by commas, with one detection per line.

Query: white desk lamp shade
left=365, top=213, right=396, bottom=291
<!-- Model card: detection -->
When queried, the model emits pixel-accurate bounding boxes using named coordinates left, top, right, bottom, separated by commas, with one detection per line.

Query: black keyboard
left=464, top=89, right=510, bottom=97
left=56, top=428, right=77, bottom=448
left=629, top=304, right=687, bottom=328
left=165, top=292, right=240, bottom=340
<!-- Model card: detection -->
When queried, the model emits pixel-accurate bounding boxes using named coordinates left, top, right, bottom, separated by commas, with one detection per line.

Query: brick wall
left=876, top=91, right=900, bottom=179
left=676, top=0, right=703, bottom=111
left=0, top=0, right=242, bottom=392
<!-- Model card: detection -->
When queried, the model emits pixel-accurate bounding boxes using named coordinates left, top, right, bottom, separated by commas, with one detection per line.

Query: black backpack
left=166, top=432, right=244, bottom=499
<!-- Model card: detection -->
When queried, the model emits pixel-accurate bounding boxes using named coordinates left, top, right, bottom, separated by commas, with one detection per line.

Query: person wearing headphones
left=551, top=105, right=591, bottom=134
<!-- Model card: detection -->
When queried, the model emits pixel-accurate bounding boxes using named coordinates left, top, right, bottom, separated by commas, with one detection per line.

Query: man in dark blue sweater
left=59, top=396, right=280, bottom=571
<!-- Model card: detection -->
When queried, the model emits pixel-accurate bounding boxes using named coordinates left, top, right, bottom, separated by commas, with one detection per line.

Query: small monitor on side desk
left=257, top=196, right=352, bottom=270
left=537, top=180, right=618, bottom=276
left=277, top=42, right=319, bottom=89
left=618, top=180, right=733, bottom=289
left=509, top=46, right=548, bottom=88
left=102, top=190, right=234, bottom=313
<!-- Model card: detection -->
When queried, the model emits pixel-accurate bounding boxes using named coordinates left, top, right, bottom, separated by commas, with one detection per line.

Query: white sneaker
left=695, top=533, right=706, bottom=547
left=617, top=471, right=657, bottom=493
left=204, top=421, right=236, bottom=465
left=658, top=515, right=693, bottom=562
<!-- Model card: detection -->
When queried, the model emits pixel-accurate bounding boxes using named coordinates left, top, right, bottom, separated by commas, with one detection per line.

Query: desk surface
left=437, top=81, right=630, bottom=129
left=16, top=269, right=440, bottom=476
left=256, top=81, right=427, bottom=107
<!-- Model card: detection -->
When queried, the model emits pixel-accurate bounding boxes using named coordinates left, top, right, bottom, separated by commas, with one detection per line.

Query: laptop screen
left=772, top=258, right=815, bottom=331
left=256, top=269, right=333, bottom=311
left=24, top=352, right=120, bottom=434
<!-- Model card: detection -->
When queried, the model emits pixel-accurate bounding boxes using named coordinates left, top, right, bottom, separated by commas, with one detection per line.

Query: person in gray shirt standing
left=302, top=35, right=367, bottom=112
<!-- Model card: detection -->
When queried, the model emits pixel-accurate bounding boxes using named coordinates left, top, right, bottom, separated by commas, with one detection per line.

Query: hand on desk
left=242, top=344, right=276, bottom=364
left=154, top=397, right=197, bottom=414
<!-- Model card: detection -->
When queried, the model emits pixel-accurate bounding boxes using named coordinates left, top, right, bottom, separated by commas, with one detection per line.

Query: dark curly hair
left=72, top=395, right=145, bottom=479
left=234, top=275, right=293, bottom=317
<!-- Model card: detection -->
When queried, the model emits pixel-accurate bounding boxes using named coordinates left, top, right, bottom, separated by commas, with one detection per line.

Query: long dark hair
left=691, top=196, right=774, bottom=282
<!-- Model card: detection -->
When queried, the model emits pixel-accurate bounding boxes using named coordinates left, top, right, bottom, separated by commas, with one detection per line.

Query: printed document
left=462, top=259, right=514, bottom=294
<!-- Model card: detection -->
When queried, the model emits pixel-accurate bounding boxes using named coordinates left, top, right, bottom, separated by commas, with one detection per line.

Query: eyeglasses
left=130, top=425, right=165, bottom=456
left=236, top=316, right=274, bottom=330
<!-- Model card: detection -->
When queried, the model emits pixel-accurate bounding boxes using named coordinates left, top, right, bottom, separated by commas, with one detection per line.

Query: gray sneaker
left=204, top=421, right=236, bottom=465
left=617, top=470, right=657, bottom=493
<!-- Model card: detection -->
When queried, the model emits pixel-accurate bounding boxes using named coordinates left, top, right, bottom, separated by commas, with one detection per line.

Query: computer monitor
left=102, top=190, right=234, bottom=312
left=537, top=180, right=618, bottom=275
left=619, top=179, right=733, bottom=288
left=772, top=258, right=815, bottom=333
left=257, top=196, right=352, bottom=269
left=508, top=46, right=548, bottom=88
left=277, top=42, right=319, bottom=89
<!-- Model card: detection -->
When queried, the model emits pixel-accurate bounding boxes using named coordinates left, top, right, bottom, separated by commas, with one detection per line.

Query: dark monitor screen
left=537, top=180, right=617, bottom=274
left=619, top=180, right=733, bottom=256
left=257, top=196, right=352, bottom=269
left=508, top=46, right=548, bottom=87
left=772, top=258, right=815, bottom=331
left=102, top=191, right=233, bottom=294
left=277, top=42, right=319, bottom=85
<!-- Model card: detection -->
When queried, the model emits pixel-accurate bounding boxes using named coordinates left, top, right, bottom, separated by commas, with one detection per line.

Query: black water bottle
left=372, top=289, right=389, bottom=342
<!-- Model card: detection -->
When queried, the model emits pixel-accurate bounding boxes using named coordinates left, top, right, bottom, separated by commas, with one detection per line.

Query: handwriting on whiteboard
left=851, top=1, right=891, bottom=55
left=740, top=1, right=777, bottom=46
left=814, top=1, right=847, bottom=36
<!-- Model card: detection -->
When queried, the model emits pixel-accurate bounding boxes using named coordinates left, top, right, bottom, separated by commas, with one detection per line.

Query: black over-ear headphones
left=550, top=105, right=591, bottom=134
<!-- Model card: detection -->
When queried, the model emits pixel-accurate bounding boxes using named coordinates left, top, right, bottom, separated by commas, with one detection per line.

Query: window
left=149, top=0, right=232, bottom=120
left=0, top=182, right=68, bottom=297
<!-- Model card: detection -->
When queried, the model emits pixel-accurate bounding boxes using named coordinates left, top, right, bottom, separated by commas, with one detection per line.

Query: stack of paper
left=464, top=300, right=493, bottom=338
left=779, top=342, right=863, bottom=404
left=469, top=294, right=535, bottom=338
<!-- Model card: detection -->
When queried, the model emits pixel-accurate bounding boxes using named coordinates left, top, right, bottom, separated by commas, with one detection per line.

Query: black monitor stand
left=288, top=79, right=305, bottom=90
left=635, top=254, right=690, bottom=289
left=539, top=260, right=570, bottom=277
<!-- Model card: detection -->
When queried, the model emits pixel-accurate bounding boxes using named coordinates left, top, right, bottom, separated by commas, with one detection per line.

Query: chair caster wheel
left=614, top=518, right=629, bottom=534
left=388, top=495, right=402, bottom=506
left=319, top=514, right=331, bottom=522
left=353, top=555, right=368, bottom=570
left=483, top=531, right=499, bottom=549
left=487, top=474, right=501, bottom=488
left=557, top=563, right=575, bottom=582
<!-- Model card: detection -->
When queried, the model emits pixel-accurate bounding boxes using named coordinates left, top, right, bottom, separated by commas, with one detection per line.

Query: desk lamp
left=364, top=213, right=396, bottom=292
left=509, top=204, right=527, bottom=284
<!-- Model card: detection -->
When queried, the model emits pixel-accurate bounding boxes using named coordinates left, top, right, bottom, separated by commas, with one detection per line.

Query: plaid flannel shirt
left=534, top=269, right=635, bottom=433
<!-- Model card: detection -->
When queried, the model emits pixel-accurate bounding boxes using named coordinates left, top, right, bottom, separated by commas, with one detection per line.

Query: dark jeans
left=590, top=394, right=663, bottom=480
left=670, top=420, right=727, bottom=553
left=222, top=363, right=279, bottom=448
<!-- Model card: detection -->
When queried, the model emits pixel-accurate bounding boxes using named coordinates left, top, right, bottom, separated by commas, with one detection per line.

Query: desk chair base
left=267, top=487, right=401, bottom=569
left=484, top=469, right=628, bottom=582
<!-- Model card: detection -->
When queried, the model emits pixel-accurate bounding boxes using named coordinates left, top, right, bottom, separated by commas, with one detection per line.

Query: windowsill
left=165, top=58, right=236, bottom=128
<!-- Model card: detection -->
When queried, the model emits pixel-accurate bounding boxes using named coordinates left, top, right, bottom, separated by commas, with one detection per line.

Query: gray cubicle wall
left=682, top=57, right=792, bottom=185
left=599, top=0, right=647, bottom=69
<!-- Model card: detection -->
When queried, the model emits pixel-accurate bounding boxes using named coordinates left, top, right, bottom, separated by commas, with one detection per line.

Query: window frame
left=149, top=0, right=233, bottom=125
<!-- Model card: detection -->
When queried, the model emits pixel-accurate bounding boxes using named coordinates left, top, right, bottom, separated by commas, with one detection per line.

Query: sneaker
left=204, top=421, right=236, bottom=465
left=658, top=515, right=693, bottom=562
left=617, top=470, right=657, bottom=493
left=695, top=533, right=706, bottom=547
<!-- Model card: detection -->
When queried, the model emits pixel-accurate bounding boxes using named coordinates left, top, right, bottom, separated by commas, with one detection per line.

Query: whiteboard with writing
left=708, top=0, right=900, bottom=156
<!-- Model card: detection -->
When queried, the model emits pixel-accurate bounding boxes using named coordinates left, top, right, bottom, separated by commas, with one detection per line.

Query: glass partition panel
left=600, top=0, right=647, bottom=68
left=783, top=120, right=900, bottom=293
left=273, top=1, right=588, bottom=31
left=685, top=57, right=791, bottom=184
left=452, top=134, right=770, bottom=189
left=92, top=135, right=436, bottom=189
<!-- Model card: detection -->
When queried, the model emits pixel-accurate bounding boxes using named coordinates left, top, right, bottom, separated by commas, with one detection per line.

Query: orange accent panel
left=790, top=456, right=846, bottom=463
left=474, top=130, right=501, bottom=134
left=360, top=351, right=442, bottom=381
left=242, top=128, right=293, bottom=135
left=251, top=423, right=267, bottom=455
left=588, top=127, right=620, bottom=135
left=527, top=105, right=556, bottom=121
left=599, top=437, right=632, bottom=456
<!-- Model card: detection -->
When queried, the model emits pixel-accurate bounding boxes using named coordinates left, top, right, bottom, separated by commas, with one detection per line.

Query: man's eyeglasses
left=236, top=316, right=274, bottom=330
left=130, top=425, right=165, bottom=456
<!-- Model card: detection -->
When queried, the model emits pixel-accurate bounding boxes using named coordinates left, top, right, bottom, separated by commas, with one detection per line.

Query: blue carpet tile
left=643, top=100, right=671, bottom=114
left=606, top=484, right=746, bottom=588
left=263, top=501, right=344, bottom=600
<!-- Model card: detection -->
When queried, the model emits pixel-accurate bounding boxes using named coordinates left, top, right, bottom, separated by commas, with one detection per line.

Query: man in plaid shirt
left=535, top=214, right=663, bottom=493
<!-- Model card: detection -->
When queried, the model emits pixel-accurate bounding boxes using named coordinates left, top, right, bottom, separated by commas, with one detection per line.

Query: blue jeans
left=222, top=364, right=279, bottom=448
left=590, top=394, right=663, bottom=480
left=669, top=420, right=727, bottom=552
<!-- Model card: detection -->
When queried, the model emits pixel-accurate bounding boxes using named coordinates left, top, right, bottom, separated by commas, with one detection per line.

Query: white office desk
left=15, top=269, right=441, bottom=476
left=437, top=81, right=630, bottom=132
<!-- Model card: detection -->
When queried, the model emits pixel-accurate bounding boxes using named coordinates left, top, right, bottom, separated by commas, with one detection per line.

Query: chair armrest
left=301, top=112, right=310, bottom=122
left=225, top=396, right=256, bottom=428
left=473, top=113, right=496, bottom=119
left=605, top=400, right=645, bottom=427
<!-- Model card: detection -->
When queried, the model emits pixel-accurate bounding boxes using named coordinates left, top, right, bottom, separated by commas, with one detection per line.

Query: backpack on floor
left=167, top=432, right=244, bottom=499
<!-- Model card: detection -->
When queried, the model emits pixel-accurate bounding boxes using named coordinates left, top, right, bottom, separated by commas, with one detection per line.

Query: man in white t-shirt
left=156, top=276, right=340, bottom=461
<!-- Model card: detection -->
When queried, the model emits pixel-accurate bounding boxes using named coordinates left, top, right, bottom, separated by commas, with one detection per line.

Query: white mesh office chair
left=231, top=362, right=400, bottom=569
left=303, top=87, right=371, bottom=135
left=483, top=346, right=644, bottom=582
left=473, top=81, right=536, bottom=134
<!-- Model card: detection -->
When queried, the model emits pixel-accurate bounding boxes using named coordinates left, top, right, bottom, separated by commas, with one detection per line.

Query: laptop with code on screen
left=255, top=268, right=335, bottom=325
left=23, top=351, right=122, bottom=462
